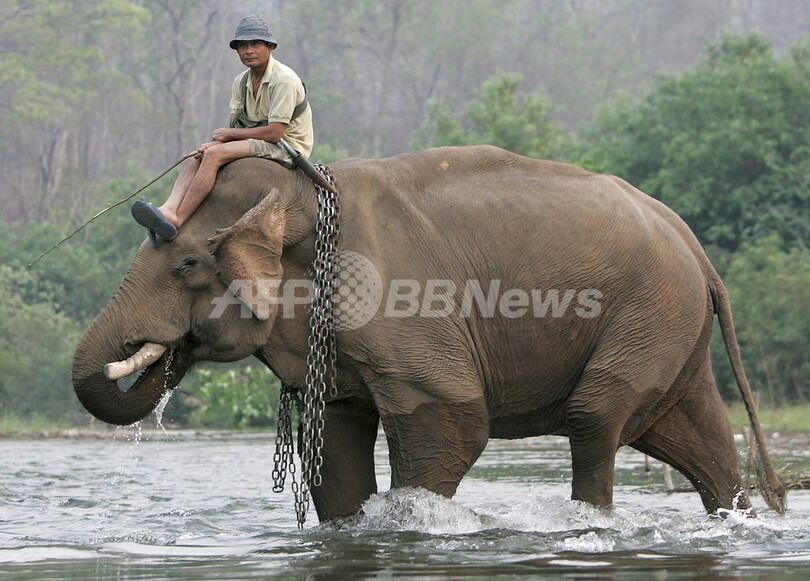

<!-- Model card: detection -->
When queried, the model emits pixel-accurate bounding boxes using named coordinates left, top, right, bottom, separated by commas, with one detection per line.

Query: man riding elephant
left=131, top=14, right=313, bottom=245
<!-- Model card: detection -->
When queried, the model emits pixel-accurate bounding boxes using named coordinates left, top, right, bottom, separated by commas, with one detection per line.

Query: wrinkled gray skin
left=73, top=146, right=786, bottom=520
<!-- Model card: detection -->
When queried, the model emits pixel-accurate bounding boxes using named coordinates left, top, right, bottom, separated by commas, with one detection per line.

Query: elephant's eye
left=179, top=256, right=199, bottom=271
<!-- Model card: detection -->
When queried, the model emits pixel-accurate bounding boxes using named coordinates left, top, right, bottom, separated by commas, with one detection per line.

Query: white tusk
left=104, top=342, right=167, bottom=381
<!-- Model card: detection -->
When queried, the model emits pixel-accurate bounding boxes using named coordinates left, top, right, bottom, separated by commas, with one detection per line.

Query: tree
left=0, top=0, right=149, bottom=223
left=134, top=1, right=244, bottom=159
left=0, top=265, right=83, bottom=420
left=582, top=34, right=810, bottom=253
left=278, top=0, right=521, bottom=157
left=186, top=364, right=281, bottom=428
left=412, top=73, right=572, bottom=159
left=712, top=236, right=810, bottom=406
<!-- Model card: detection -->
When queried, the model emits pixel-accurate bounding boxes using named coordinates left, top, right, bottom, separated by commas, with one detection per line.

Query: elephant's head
left=72, top=159, right=315, bottom=425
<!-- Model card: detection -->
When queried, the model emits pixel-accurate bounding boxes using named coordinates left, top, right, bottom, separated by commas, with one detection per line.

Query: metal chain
left=272, top=385, right=298, bottom=494
left=271, top=164, right=340, bottom=529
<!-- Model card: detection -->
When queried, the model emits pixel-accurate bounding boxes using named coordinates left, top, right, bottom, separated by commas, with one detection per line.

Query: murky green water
left=1, top=425, right=808, bottom=579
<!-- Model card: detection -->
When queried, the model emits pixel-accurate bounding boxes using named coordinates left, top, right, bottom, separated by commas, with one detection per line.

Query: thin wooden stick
left=27, top=153, right=195, bottom=268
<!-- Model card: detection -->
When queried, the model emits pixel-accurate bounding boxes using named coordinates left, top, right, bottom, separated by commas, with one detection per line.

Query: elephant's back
left=334, top=145, right=703, bottom=291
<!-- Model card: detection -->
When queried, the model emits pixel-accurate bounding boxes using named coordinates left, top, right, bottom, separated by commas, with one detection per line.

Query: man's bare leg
left=160, top=140, right=252, bottom=229
left=159, top=156, right=202, bottom=228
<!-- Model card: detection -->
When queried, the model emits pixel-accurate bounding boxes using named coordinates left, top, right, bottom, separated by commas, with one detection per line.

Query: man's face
left=235, top=40, right=273, bottom=69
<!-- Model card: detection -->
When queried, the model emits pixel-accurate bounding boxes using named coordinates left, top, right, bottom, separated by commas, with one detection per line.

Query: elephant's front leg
left=380, top=394, right=489, bottom=498
left=309, top=398, right=380, bottom=521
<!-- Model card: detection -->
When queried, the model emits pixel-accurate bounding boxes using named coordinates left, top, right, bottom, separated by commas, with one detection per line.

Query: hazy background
left=4, top=0, right=810, bottom=223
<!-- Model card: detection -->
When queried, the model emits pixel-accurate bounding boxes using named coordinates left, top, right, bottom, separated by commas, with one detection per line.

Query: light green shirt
left=229, top=55, right=313, bottom=156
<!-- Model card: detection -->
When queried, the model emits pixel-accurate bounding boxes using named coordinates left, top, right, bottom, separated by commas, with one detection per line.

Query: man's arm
left=213, top=122, right=287, bottom=144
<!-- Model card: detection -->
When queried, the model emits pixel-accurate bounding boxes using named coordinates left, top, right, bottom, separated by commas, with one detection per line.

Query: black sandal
left=131, top=196, right=177, bottom=247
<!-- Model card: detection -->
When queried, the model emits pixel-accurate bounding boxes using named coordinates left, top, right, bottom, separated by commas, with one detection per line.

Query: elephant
left=72, top=145, right=786, bottom=521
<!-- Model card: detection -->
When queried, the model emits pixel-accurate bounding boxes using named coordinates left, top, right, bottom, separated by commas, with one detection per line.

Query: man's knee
left=202, top=141, right=250, bottom=166
left=199, top=144, right=227, bottom=165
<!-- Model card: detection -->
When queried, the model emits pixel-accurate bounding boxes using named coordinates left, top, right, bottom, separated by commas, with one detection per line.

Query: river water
left=1, top=422, right=809, bottom=579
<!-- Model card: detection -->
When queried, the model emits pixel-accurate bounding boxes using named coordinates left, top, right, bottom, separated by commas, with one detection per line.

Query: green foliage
left=312, top=142, right=352, bottom=165
left=412, top=73, right=573, bottom=159
left=582, top=34, right=810, bottom=252
left=0, top=265, right=83, bottom=420
left=1, top=213, right=148, bottom=326
left=0, top=410, right=73, bottom=435
left=0, top=168, right=168, bottom=424
left=187, top=365, right=282, bottom=429
left=727, top=402, right=810, bottom=432
left=712, top=236, right=810, bottom=406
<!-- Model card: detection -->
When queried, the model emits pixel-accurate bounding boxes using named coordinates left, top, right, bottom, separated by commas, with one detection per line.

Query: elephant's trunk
left=72, top=309, right=183, bottom=426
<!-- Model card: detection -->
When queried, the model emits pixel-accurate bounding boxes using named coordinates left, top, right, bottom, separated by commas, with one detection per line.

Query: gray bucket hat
left=229, top=15, right=277, bottom=49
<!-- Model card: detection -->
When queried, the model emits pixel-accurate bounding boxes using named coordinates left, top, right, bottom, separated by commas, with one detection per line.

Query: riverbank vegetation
left=726, top=402, right=810, bottom=433
left=1, top=1, right=807, bottom=430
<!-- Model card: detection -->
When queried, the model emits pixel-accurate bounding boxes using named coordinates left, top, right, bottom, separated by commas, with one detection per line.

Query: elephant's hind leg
left=565, top=346, right=674, bottom=509
left=630, top=358, right=750, bottom=514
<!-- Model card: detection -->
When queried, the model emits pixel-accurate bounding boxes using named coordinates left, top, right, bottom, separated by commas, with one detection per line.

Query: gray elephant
left=72, top=145, right=786, bottom=521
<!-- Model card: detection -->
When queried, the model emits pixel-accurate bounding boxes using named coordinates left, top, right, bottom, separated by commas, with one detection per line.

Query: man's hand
left=212, top=128, right=235, bottom=142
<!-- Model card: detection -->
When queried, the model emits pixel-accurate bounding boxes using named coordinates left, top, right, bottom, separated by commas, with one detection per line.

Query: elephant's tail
left=708, top=269, right=787, bottom=514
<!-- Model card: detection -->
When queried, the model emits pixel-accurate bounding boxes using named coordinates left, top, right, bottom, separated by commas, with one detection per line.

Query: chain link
left=272, top=164, right=340, bottom=529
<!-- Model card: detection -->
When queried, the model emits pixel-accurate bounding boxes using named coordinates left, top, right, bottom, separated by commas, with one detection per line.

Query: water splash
left=495, top=488, right=787, bottom=553
left=153, top=389, right=174, bottom=435
left=356, top=488, right=490, bottom=534
left=115, top=421, right=144, bottom=443
left=345, top=486, right=796, bottom=556
left=153, top=349, right=176, bottom=434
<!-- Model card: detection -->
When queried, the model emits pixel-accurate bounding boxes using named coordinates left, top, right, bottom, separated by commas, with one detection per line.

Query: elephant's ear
left=207, top=197, right=286, bottom=321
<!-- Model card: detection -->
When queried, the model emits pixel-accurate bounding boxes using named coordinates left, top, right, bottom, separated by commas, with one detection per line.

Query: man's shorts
left=247, top=139, right=295, bottom=168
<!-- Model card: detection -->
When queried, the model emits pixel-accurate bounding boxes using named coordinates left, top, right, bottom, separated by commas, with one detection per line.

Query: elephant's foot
left=381, top=397, right=489, bottom=498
